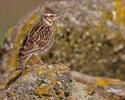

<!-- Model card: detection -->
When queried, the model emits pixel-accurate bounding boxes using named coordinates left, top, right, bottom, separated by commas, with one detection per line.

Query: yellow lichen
left=111, top=0, right=125, bottom=25
left=59, top=89, right=64, bottom=97
left=34, top=68, right=44, bottom=75
left=113, top=95, right=121, bottom=100
left=94, top=77, right=122, bottom=87
left=102, top=12, right=108, bottom=20
left=45, top=73, right=51, bottom=77
left=54, top=64, right=69, bottom=74
left=74, top=77, right=86, bottom=84
left=0, top=71, right=21, bottom=88
left=34, top=86, right=56, bottom=98
left=21, top=67, right=32, bottom=76
left=50, top=79, right=57, bottom=85
left=45, top=65, right=50, bottom=72
left=7, top=89, right=14, bottom=97
left=5, top=28, right=15, bottom=39
left=97, top=22, right=102, bottom=29
left=85, top=87, right=95, bottom=95
left=0, top=80, right=8, bottom=88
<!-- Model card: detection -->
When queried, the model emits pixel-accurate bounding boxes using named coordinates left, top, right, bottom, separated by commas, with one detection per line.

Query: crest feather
left=44, top=7, right=55, bottom=14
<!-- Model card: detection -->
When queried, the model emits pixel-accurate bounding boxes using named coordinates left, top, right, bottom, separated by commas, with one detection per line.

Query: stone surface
left=0, top=65, right=125, bottom=100
left=0, top=64, right=72, bottom=100
left=71, top=71, right=125, bottom=99
left=1, top=0, right=125, bottom=80
left=1, top=0, right=125, bottom=99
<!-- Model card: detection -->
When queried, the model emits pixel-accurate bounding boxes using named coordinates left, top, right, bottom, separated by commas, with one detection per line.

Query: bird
left=16, top=7, right=60, bottom=70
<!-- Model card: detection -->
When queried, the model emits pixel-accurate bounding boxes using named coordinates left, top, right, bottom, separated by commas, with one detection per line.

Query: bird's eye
left=50, top=15, right=53, bottom=17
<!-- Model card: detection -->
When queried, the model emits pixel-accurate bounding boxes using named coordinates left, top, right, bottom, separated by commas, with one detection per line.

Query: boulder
left=1, top=0, right=125, bottom=80
left=0, top=64, right=125, bottom=100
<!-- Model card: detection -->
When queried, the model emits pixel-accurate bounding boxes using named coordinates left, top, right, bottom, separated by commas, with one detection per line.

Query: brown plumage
left=16, top=7, right=60, bottom=70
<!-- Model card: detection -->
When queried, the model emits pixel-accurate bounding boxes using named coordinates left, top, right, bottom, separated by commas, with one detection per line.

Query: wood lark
left=16, top=7, right=60, bottom=70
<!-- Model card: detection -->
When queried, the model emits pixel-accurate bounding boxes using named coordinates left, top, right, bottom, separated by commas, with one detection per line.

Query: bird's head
left=43, top=7, right=60, bottom=25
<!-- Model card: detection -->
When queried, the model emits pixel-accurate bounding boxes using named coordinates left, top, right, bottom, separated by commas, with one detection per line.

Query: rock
left=1, top=0, right=125, bottom=99
left=0, top=64, right=125, bottom=100
left=0, top=64, right=72, bottom=100
left=72, top=71, right=125, bottom=98
left=1, top=0, right=125, bottom=80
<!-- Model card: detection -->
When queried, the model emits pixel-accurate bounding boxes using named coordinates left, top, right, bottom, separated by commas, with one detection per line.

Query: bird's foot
left=30, top=59, right=46, bottom=67
left=35, top=56, right=45, bottom=65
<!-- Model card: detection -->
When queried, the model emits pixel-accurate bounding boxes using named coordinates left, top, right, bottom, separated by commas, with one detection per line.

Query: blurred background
left=0, top=0, right=125, bottom=81
left=0, top=0, right=41, bottom=45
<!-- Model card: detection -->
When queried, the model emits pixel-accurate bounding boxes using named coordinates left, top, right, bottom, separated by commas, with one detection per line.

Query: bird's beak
left=55, top=15, right=61, bottom=19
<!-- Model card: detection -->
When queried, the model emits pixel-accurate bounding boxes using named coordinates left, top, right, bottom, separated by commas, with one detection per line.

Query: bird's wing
left=17, top=24, right=52, bottom=60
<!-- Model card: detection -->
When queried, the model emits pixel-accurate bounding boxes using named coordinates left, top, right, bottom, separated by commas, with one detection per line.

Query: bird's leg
left=30, top=59, right=36, bottom=66
left=30, top=59, right=40, bottom=67
left=35, top=55, right=45, bottom=65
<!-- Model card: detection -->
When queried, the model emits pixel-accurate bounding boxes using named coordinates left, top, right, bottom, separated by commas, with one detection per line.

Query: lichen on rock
left=1, top=64, right=125, bottom=100
left=0, top=64, right=72, bottom=99
left=1, top=0, right=125, bottom=81
left=1, top=0, right=125, bottom=99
